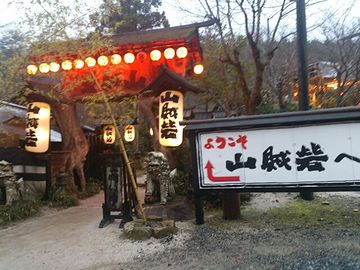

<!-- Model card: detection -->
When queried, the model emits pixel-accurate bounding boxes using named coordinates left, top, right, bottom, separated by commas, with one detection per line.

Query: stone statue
left=0, top=160, right=21, bottom=205
left=144, top=151, right=175, bottom=205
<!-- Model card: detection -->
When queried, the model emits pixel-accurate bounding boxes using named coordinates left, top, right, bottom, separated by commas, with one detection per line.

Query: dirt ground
left=0, top=192, right=193, bottom=270
left=1, top=191, right=360, bottom=270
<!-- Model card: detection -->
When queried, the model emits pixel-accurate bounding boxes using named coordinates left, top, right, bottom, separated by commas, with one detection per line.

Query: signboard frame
left=184, top=107, right=360, bottom=224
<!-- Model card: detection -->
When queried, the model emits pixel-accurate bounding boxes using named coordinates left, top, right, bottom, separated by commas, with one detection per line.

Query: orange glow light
left=61, top=60, right=72, bottom=71
left=74, top=59, right=84, bottom=69
left=85, top=57, right=96, bottom=67
left=27, top=65, right=38, bottom=75
left=176, top=47, right=188, bottom=58
left=97, top=55, right=109, bottom=66
left=150, top=49, right=161, bottom=61
left=111, top=54, right=122, bottom=64
left=49, top=62, right=60, bottom=72
left=193, top=64, right=204, bottom=75
left=39, top=63, right=50, bottom=73
left=164, top=48, right=175, bottom=59
left=136, top=52, right=147, bottom=62
left=124, top=52, right=135, bottom=64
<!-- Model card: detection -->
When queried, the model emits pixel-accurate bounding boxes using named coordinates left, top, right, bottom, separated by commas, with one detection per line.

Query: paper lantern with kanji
left=159, top=90, right=184, bottom=147
left=103, top=125, right=116, bottom=144
left=124, top=125, right=135, bottom=142
left=25, top=102, right=51, bottom=153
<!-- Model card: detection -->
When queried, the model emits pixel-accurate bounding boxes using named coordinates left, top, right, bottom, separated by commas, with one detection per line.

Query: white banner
left=196, top=123, right=360, bottom=189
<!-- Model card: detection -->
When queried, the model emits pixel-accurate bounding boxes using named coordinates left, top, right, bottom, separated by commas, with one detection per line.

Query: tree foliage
left=90, top=0, right=169, bottom=34
left=196, top=0, right=296, bottom=115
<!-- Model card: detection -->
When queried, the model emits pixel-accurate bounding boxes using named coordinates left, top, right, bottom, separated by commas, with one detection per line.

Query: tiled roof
left=109, top=20, right=215, bottom=47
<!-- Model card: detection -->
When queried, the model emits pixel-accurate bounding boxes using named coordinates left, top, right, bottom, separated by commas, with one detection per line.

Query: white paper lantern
left=25, top=102, right=51, bottom=153
left=124, top=124, right=135, bottom=142
left=103, top=125, right=116, bottom=144
left=158, top=90, right=184, bottom=147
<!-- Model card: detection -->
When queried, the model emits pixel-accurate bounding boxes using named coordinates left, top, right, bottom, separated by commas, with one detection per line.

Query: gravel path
left=1, top=192, right=360, bottom=270
left=118, top=221, right=360, bottom=270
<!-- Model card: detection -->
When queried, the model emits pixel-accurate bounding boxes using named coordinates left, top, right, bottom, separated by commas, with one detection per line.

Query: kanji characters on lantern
left=103, top=125, right=116, bottom=145
left=124, top=125, right=135, bottom=142
left=159, top=90, right=184, bottom=147
left=25, top=102, right=51, bottom=153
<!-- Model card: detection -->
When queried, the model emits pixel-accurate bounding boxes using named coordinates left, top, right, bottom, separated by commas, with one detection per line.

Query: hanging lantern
left=85, top=57, right=96, bottom=67
left=124, top=52, right=135, bottom=64
left=74, top=59, right=85, bottom=69
left=49, top=62, right=60, bottom=72
left=25, top=102, right=51, bottom=153
left=176, top=47, right=188, bottom=58
left=111, top=54, right=122, bottom=64
left=193, top=64, right=204, bottom=75
left=26, top=65, right=38, bottom=75
left=164, top=48, right=175, bottom=59
left=97, top=55, right=109, bottom=66
left=158, top=90, right=184, bottom=147
left=61, top=60, right=72, bottom=70
left=103, top=125, right=116, bottom=144
left=124, top=125, right=135, bottom=142
left=150, top=50, right=161, bottom=61
left=136, top=52, right=147, bottom=62
left=39, top=63, right=50, bottom=74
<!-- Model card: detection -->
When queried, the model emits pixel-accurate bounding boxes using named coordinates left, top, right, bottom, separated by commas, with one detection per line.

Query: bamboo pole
left=79, top=52, right=147, bottom=224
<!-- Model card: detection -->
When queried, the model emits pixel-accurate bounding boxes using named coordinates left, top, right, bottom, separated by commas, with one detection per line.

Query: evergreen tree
left=91, top=0, right=169, bottom=34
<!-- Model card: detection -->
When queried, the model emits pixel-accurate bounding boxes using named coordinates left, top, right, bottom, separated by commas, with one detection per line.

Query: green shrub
left=172, top=170, right=191, bottom=195
left=0, top=199, right=41, bottom=225
left=49, top=191, right=79, bottom=208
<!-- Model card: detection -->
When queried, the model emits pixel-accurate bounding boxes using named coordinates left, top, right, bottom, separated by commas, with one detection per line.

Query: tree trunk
left=52, top=103, right=89, bottom=192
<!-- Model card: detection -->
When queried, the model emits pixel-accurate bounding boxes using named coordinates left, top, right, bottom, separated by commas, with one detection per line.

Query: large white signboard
left=196, top=122, right=360, bottom=189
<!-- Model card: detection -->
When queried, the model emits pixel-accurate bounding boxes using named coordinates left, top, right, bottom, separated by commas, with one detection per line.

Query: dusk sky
left=0, top=0, right=358, bottom=39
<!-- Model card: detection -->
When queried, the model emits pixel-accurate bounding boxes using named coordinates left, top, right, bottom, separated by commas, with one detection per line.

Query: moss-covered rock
left=123, top=220, right=153, bottom=240
left=152, top=219, right=177, bottom=239
left=123, top=219, right=177, bottom=240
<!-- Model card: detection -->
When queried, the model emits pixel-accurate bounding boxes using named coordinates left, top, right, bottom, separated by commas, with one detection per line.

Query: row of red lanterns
left=26, top=46, right=197, bottom=75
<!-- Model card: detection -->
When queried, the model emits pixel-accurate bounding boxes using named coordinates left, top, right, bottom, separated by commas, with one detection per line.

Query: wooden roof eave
left=140, top=65, right=204, bottom=97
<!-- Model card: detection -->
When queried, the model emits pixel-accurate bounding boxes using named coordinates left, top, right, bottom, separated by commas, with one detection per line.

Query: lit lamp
left=111, top=54, right=122, bottom=64
left=124, top=124, right=135, bottom=142
left=193, top=64, right=204, bottom=75
left=61, top=60, right=72, bottom=71
left=39, top=63, right=50, bottom=74
left=25, top=102, right=51, bottom=153
left=85, top=57, right=96, bottom=67
left=26, top=65, right=38, bottom=75
left=176, top=47, right=188, bottom=58
left=49, top=62, right=60, bottom=72
left=74, top=59, right=85, bottom=69
left=158, top=90, right=184, bottom=147
left=150, top=50, right=161, bottom=61
left=97, top=55, right=109, bottom=66
left=103, top=125, right=116, bottom=144
left=164, top=48, right=175, bottom=59
left=124, top=52, right=135, bottom=64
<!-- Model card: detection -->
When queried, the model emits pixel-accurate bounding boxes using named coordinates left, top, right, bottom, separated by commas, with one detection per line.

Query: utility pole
left=296, top=0, right=313, bottom=200
left=296, top=0, right=309, bottom=111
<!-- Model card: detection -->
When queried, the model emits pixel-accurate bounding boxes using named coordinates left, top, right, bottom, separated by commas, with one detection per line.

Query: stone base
left=143, top=196, right=193, bottom=221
